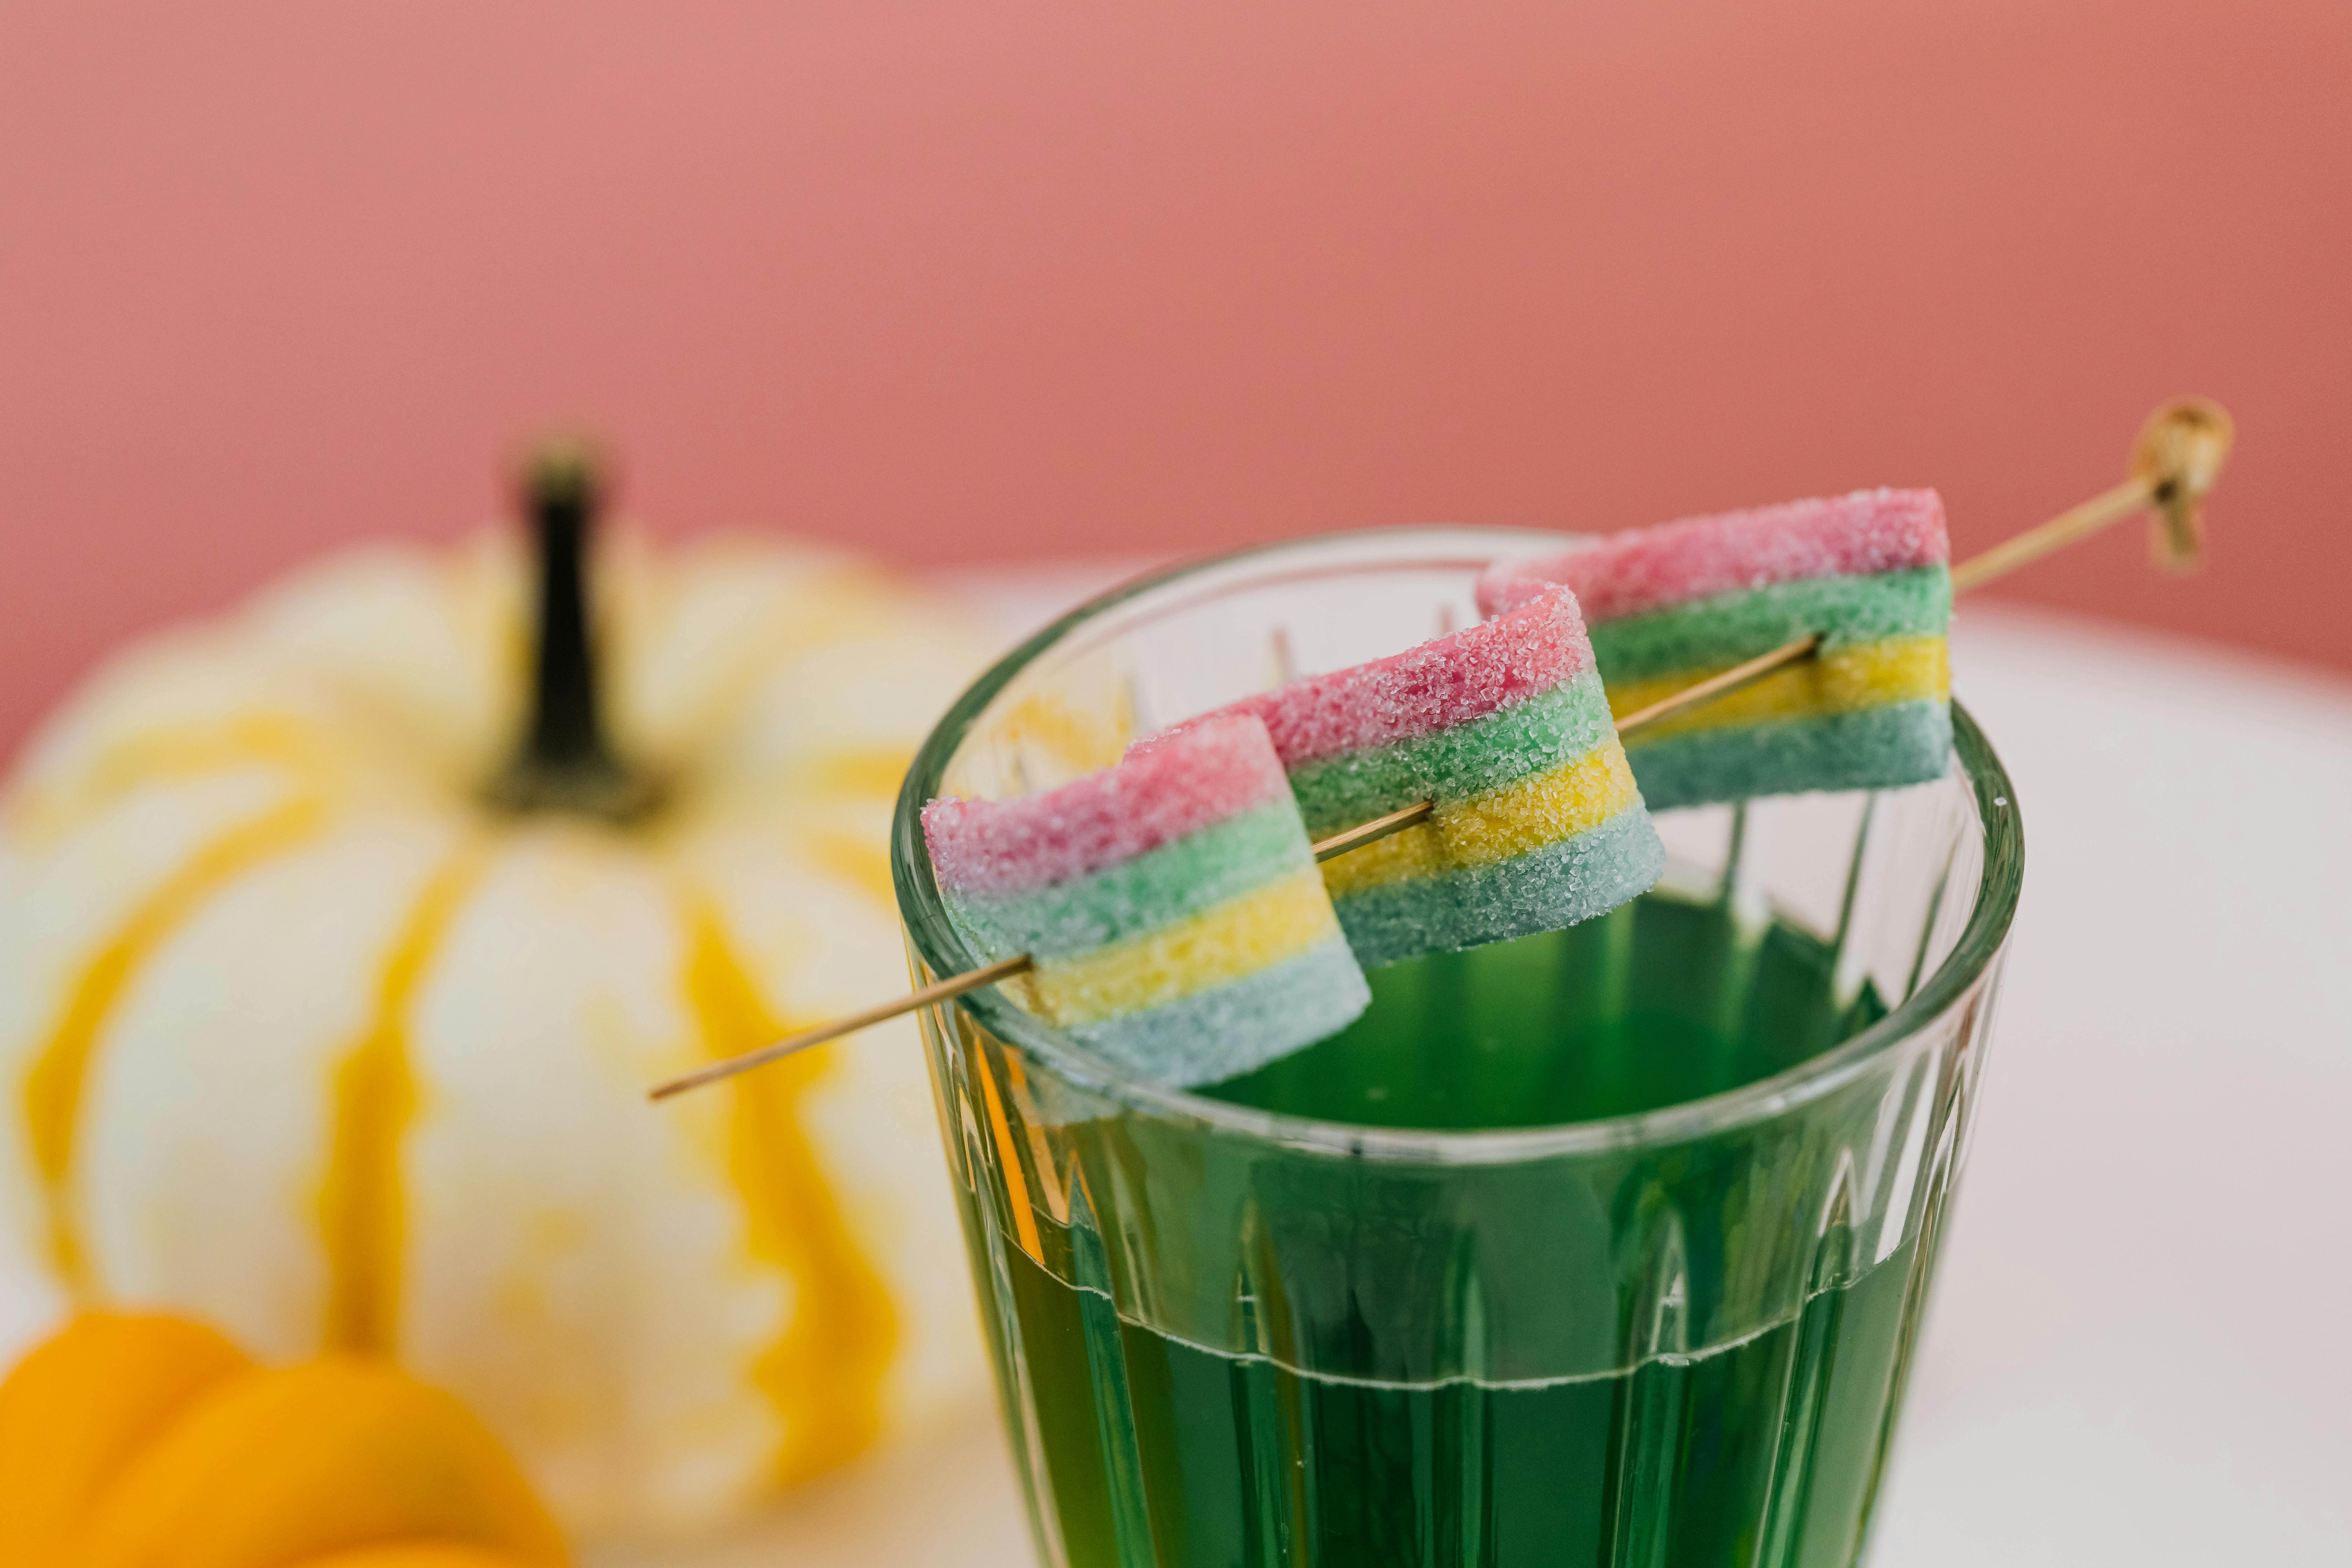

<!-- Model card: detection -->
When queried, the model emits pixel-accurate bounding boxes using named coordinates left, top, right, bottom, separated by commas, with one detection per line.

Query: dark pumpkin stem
left=486, top=439, right=662, bottom=821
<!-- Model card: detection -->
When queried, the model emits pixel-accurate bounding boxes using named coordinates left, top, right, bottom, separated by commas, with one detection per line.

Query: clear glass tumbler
left=891, top=528, right=2022, bottom=1568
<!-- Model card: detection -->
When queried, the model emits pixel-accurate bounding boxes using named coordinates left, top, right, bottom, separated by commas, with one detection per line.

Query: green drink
left=896, top=531, right=2019, bottom=1568
left=1001, top=1233, right=1919, bottom=1568
left=1212, top=891, right=1893, bottom=1132
left=987, top=894, right=1926, bottom=1568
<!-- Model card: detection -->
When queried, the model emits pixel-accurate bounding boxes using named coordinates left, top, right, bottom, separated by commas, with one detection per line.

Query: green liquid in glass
left=1213, top=888, right=1890, bottom=1131
left=983, top=888, right=1932, bottom=1568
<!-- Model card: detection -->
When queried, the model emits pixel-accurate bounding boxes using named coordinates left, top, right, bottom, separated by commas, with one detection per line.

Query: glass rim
left=893, top=526, right=2024, bottom=1163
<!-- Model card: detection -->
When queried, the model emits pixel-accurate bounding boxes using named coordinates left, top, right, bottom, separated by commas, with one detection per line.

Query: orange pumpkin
left=0, top=1313, right=251, bottom=1564
left=0, top=1312, right=565, bottom=1568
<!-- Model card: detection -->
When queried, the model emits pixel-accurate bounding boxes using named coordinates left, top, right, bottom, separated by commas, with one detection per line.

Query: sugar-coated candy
left=1212, top=587, right=1665, bottom=968
left=1477, top=489, right=1953, bottom=810
left=922, top=713, right=1370, bottom=1085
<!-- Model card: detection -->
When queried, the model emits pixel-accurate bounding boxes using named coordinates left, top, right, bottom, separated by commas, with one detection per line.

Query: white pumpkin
left=0, top=457, right=990, bottom=1536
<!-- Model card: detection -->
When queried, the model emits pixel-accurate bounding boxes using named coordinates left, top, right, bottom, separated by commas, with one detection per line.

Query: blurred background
left=2, top=7, right=2348, bottom=1564
left=2, top=0, right=2346, bottom=757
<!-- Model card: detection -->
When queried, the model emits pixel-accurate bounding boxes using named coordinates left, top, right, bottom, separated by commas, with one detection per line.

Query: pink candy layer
left=1476, top=489, right=1948, bottom=622
left=1216, top=587, right=1593, bottom=767
left=923, top=712, right=1289, bottom=896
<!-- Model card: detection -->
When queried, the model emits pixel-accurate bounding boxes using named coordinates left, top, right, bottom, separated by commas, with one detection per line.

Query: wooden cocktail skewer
left=650, top=396, right=2233, bottom=1102
left=1307, top=799, right=1436, bottom=862
left=1582, top=396, right=2236, bottom=737
left=651, top=955, right=1037, bottom=1100
left=1296, top=398, right=2235, bottom=859
left=650, top=800, right=1440, bottom=1098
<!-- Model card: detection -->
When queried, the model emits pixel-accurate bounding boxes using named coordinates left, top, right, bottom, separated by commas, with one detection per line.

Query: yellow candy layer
left=1608, top=636, right=1949, bottom=744
left=1320, top=744, right=1640, bottom=899
left=1016, top=869, right=1343, bottom=1027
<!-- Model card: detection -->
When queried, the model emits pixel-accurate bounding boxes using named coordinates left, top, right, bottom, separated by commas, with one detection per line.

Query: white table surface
left=1865, top=604, right=2351, bottom=1567
left=14, top=573, right=2351, bottom=1566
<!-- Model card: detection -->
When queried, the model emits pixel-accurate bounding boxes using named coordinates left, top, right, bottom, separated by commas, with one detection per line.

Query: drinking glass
left=891, top=528, right=2021, bottom=1568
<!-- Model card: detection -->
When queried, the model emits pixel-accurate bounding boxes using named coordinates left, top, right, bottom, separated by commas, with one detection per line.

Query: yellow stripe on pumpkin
left=1318, top=744, right=1642, bottom=899
left=23, top=794, right=331, bottom=1286
left=319, top=840, right=490, bottom=1355
left=807, top=747, right=918, bottom=799
left=999, top=1050, right=1072, bottom=1226
left=1016, top=869, right=1342, bottom=1027
left=974, top=1049, right=1044, bottom=1267
left=1606, top=636, right=1949, bottom=744
left=996, top=685, right=1136, bottom=780
left=4, top=714, right=334, bottom=845
left=806, top=827, right=899, bottom=907
left=681, top=904, right=899, bottom=1488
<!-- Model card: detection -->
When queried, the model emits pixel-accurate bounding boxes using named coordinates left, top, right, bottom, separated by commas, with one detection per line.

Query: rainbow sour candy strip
left=1213, top=587, right=1665, bottom=969
left=921, top=713, right=1370, bottom=1085
left=1477, top=489, right=1954, bottom=810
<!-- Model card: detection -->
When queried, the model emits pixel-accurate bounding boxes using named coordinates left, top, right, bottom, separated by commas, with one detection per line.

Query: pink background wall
left=2, top=2, right=2346, bottom=757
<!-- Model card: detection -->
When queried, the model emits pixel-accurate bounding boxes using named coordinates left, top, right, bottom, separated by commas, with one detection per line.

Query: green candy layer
left=1625, top=699, right=1952, bottom=811
left=1285, top=672, right=1616, bottom=840
left=1589, top=566, right=1951, bottom=682
left=1332, top=805, right=1666, bottom=969
left=1069, top=938, right=1372, bottom=1087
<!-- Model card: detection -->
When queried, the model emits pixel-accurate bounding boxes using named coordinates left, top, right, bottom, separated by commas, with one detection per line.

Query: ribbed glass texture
left=893, top=530, right=2022, bottom=1568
